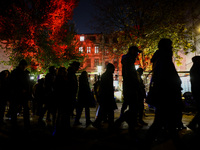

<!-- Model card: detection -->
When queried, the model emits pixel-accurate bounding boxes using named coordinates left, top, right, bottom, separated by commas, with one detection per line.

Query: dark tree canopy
left=91, top=0, right=200, bottom=70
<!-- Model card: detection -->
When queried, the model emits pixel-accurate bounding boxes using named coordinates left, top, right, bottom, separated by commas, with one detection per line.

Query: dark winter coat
left=99, top=71, right=117, bottom=110
left=121, top=53, right=140, bottom=104
left=77, top=75, right=92, bottom=107
left=10, top=67, right=31, bottom=103
left=190, top=63, right=200, bottom=100
left=149, top=49, right=182, bottom=107
left=66, top=67, right=78, bottom=103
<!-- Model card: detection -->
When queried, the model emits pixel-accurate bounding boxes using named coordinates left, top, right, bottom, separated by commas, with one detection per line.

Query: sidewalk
left=0, top=103, right=198, bottom=150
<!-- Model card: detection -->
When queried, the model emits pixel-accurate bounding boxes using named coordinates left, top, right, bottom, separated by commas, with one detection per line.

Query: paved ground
left=0, top=103, right=199, bottom=150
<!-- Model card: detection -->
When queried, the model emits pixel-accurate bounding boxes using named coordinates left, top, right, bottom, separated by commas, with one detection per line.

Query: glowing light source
left=80, top=36, right=85, bottom=41
left=30, top=76, right=34, bottom=80
left=135, top=65, right=139, bottom=70
left=95, top=46, right=99, bottom=53
left=79, top=47, right=83, bottom=53
left=97, top=65, right=102, bottom=75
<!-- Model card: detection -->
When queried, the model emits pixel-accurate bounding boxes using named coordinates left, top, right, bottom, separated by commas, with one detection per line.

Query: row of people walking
left=0, top=59, right=147, bottom=130
left=0, top=38, right=200, bottom=148
left=0, top=60, right=81, bottom=132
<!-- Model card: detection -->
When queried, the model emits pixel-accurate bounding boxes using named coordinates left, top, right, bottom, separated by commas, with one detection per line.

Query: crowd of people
left=0, top=38, right=200, bottom=148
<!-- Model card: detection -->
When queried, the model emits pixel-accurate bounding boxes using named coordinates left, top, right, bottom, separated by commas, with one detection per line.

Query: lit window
left=79, top=47, right=83, bottom=53
left=94, top=59, right=99, bottom=67
left=87, top=47, right=91, bottom=53
left=80, top=36, right=84, bottom=41
left=105, top=49, right=109, bottom=55
left=95, top=46, right=99, bottom=54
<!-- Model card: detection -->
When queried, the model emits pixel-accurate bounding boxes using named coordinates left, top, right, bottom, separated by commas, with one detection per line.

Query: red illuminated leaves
left=0, top=0, right=80, bottom=72
left=44, top=0, right=77, bottom=39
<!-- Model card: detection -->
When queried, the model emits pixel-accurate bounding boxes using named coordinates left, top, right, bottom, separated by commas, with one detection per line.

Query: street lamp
left=135, top=65, right=140, bottom=70
left=97, top=65, right=102, bottom=75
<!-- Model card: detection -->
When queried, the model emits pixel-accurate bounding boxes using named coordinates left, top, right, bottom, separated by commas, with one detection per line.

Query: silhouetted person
left=115, top=46, right=141, bottom=134
left=187, top=56, right=200, bottom=131
left=54, top=62, right=80, bottom=136
left=66, top=61, right=80, bottom=116
left=10, top=59, right=31, bottom=129
left=33, top=78, right=45, bottom=117
left=93, top=63, right=117, bottom=129
left=74, top=71, right=93, bottom=126
left=145, top=38, right=183, bottom=148
left=0, top=70, right=10, bottom=124
left=38, top=66, right=56, bottom=125
left=137, top=68, right=148, bottom=126
left=54, top=67, right=69, bottom=134
left=93, top=75, right=101, bottom=119
left=93, top=75, right=101, bottom=104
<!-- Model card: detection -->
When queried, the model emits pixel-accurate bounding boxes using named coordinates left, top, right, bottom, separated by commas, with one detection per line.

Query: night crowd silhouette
left=0, top=38, right=200, bottom=149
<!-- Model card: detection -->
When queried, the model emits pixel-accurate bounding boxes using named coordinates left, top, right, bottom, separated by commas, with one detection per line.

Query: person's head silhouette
left=158, top=38, right=173, bottom=51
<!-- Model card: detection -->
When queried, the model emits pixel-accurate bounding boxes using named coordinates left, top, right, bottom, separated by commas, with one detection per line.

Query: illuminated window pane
left=87, top=47, right=91, bottom=53
left=105, top=49, right=109, bottom=55
left=94, top=59, right=99, bottom=67
left=80, top=36, right=84, bottom=41
left=79, top=47, right=83, bottom=53
left=95, top=46, right=99, bottom=54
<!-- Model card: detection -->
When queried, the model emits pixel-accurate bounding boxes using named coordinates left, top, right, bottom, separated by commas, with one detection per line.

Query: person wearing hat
left=187, top=56, right=200, bottom=131
left=115, top=46, right=142, bottom=135
left=9, top=59, right=31, bottom=129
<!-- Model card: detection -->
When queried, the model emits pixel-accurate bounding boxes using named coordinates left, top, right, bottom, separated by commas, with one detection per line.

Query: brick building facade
left=75, top=34, right=123, bottom=93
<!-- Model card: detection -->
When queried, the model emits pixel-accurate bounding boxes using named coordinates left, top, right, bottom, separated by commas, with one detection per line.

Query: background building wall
left=0, top=44, right=11, bottom=72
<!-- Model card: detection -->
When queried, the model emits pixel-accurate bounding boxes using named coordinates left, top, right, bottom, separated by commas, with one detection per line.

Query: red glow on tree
left=45, top=0, right=75, bottom=38
left=0, top=0, right=80, bottom=72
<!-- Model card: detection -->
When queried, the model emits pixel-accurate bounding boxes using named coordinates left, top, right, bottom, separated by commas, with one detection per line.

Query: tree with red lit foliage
left=0, top=0, right=82, bottom=74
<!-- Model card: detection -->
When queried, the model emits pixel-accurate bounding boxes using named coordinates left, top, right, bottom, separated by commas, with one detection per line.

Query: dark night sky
left=72, top=0, right=95, bottom=34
